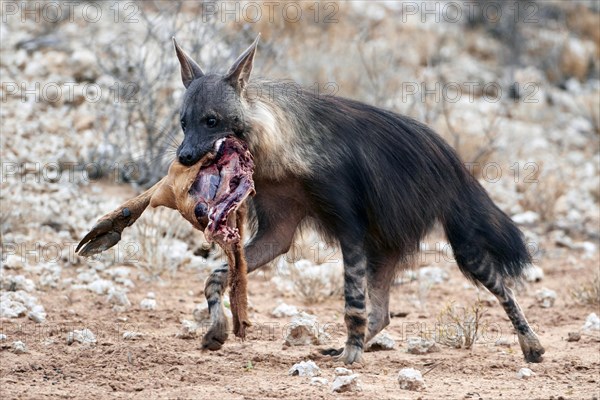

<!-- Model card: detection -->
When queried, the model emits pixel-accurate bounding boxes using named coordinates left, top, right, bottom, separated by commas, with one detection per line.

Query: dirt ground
left=1, top=247, right=599, bottom=400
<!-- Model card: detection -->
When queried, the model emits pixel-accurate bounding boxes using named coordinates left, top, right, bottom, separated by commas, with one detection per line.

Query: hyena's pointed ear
left=225, top=34, right=260, bottom=93
left=173, top=37, right=204, bottom=88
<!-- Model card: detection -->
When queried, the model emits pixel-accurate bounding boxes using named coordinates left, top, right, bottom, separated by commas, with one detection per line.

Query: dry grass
left=571, top=272, right=600, bottom=306
left=131, top=208, right=197, bottom=279
left=435, top=298, right=487, bottom=349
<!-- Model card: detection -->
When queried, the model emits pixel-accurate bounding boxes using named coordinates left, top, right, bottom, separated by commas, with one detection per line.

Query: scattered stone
left=288, top=360, right=321, bottom=377
left=0, top=291, right=39, bottom=318
left=67, top=328, right=97, bottom=345
left=398, top=368, right=425, bottom=391
left=87, top=279, right=114, bottom=295
left=11, top=341, right=27, bottom=354
left=517, top=367, right=535, bottom=379
left=512, top=211, right=540, bottom=225
left=524, top=265, right=544, bottom=282
left=284, top=312, right=321, bottom=346
left=406, top=336, right=439, bottom=354
left=583, top=313, right=600, bottom=331
left=176, top=320, right=199, bottom=339
left=3, top=254, right=24, bottom=269
left=335, top=367, right=353, bottom=376
left=146, top=292, right=156, bottom=299
left=366, top=330, right=395, bottom=351
left=331, top=374, right=362, bottom=393
left=0, top=333, right=7, bottom=341
left=567, top=332, right=581, bottom=342
left=28, top=305, right=47, bottom=323
left=419, top=266, right=449, bottom=285
left=495, top=338, right=512, bottom=347
left=271, top=302, right=299, bottom=318
left=535, top=288, right=557, bottom=308
left=1, top=275, right=36, bottom=292
left=123, top=331, right=143, bottom=340
left=310, top=377, right=329, bottom=386
left=107, top=288, right=131, bottom=308
left=140, top=298, right=157, bottom=310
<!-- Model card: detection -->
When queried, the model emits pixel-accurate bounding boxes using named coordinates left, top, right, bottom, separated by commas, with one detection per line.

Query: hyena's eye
left=206, top=116, right=218, bottom=128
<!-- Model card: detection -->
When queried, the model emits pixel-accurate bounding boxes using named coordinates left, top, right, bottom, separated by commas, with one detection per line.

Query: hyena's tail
left=441, top=176, right=531, bottom=284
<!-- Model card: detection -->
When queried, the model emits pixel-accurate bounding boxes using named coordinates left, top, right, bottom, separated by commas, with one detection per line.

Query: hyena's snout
left=178, top=145, right=203, bottom=166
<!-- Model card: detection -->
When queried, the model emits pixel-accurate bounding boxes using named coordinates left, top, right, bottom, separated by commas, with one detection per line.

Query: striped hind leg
left=468, top=256, right=545, bottom=362
left=365, top=255, right=396, bottom=345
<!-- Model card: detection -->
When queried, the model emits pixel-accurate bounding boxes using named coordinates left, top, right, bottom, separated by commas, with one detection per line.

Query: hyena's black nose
left=178, top=150, right=196, bottom=166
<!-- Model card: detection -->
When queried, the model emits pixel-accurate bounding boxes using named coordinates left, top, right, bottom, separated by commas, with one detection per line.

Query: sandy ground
left=1, top=247, right=599, bottom=400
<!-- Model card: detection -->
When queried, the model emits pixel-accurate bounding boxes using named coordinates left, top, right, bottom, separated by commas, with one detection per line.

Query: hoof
left=201, top=320, right=229, bottom=351
left=333, top=344, right=364, bottom=365
left=519, top=333, right=545, bottom=363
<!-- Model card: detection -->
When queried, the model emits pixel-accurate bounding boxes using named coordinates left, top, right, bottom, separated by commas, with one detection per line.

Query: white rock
left=67, top=328, right=96, bottom=345
left=3, top=254, right=24, bottom=269
left=284, top=312, right=321, bottom=346
left=366, top=330, right=395, bottom=351
left=176, top=320, right=199, bottom=339
left=271, top=303, right=299, bottom=318
left=87, top=279, right=114, bottom=294
left=0, top=291, right=38, bottom=318
left=398, top=368, right=425, bottom=391
left=0, top=296, right=27, bottom=318
left=334, top=367, right=353, bottom=376
left=0, top=333, right=6, bottom=341
left=140, top=298, right=157, bottom=310
left=12, top=341, right=27, bottom=354
left=512, top=211, right=540, bottom=225
left=2, top=275, right=36, bottom=292
left=107, top=288, right=131, bottom=308
left=535, top=288, right=557, bottom=308
left=517, top=367, right=535, bottom=379
left=406, top=337, right=439, bottom=354
left=28, top=305, right=46, bottom=323
left=524, top=265, right=544, bottom=282
left=288, top=360, right=321, bottom=377
left=583, top=313, right=600, bottom=331
left=331, top=374, right=362, bottom=393
left=146, top=292, right=156, bottom=299
left=123, top=331, right=143, bottom=340
left=419, top=266, right=449, bottom=285
left=310, top=377, right=329, bottom=386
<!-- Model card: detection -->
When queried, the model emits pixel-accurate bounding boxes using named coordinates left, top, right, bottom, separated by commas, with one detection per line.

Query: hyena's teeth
left=214, top=138, right=225, bottom=153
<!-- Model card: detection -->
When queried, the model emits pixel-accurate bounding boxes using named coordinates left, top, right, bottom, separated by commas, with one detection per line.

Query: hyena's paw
left=319, top=347, right=343, bottom=357
left=201, top=319, right=229, bottom=351
left=333, top=344, right=364, bottom=365
left=518, top=332, right=545, bottom=363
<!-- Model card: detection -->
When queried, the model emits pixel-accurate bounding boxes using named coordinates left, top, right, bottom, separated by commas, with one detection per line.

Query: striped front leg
left=201, top=264, right=229, bottom=350
left=336, top=244, right=368, bottom=364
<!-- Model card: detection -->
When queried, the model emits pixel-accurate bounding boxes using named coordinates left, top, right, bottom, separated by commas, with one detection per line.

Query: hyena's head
left=173, top=35, right=259, bottom=166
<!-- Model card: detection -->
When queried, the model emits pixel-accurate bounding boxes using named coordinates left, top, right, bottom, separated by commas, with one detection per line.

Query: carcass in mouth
left=190, top=137, right=255, bottom=246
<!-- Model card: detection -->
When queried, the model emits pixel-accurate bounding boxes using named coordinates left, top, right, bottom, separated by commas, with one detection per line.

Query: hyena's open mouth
left=189, top=137, right=255, bottom=244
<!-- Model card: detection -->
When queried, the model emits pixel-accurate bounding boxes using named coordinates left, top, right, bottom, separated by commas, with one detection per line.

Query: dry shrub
left=276, top=229, right=344, bottom=304
left=131, top=208, right=197, bottom=279
left=436, top=298, right=487, bottom=349
left=517, top=163, right=567, bottom=223
left=440, top=102, right=500, bottom=179
left=571, top=272, right=600, bottom=306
